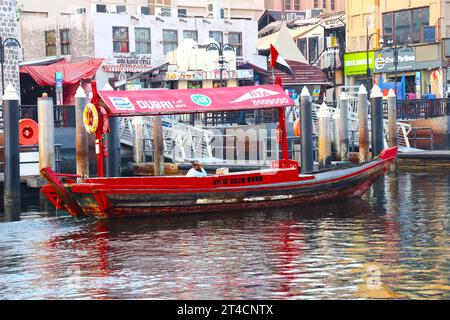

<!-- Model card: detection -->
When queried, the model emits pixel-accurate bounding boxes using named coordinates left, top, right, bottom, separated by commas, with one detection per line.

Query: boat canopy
left=98, top=85, right=295, bottom=117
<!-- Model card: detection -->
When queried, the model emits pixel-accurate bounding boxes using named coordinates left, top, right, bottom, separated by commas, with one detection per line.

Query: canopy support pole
left=92, top=81, right=105, bottom=178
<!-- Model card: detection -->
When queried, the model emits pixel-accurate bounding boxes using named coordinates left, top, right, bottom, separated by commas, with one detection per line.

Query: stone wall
left=0, top=0, right=20, bottom=101
left=20, top=13, right=95, bottom=63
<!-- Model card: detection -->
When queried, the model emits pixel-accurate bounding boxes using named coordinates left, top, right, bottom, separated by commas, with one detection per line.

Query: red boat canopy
left=98, top=85, right=295, bottom=117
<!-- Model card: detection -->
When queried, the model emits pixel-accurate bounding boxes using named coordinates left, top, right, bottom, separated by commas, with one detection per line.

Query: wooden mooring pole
left=318, top=102, right=332, bottom=169
left=357, top=85, right=370, bottom=163
left=387, top=89, right=398, bottom=171
left=38, top=93, right=55, bottom=171
left=370, top=84, right=384, bottom=158
left=75, top=86, right=89, bottom=180
left=2, top=84, right=21, bottom=219
left=339, top=92, right=350, bottom=161
left=152, top=117, right=165, bottom=176
left=300, top=86, right=314, bottom=173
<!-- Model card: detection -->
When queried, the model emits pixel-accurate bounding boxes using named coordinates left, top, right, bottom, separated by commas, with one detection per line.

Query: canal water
left=0, top=171, right=449, bottom=300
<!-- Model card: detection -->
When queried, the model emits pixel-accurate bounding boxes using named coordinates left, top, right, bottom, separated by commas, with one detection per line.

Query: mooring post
left=339, top=92, right=350, bottom=161
left=152, top=117, right=165, bottom=176
left=132, top=117, right=145, bottom=164
left=357, top=84, right=370, bottom=163
left=300, top=86, right=314, bottom=173
left=38, top=93, right=55, bottom=170
left=318, top=102, right=332, bottom=169
left=332, top=106, right=340, bottom=158
left=387, top=89, right=398, bottom=171
left=102, top=83, right=120, bottom=177
left=2, top=84, right=21, bottom=218
left=370, top=84, right=384, bottom=158
left=75, top=86, right=89, bottom=180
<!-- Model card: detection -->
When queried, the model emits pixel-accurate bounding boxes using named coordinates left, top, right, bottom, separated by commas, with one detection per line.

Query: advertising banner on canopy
left=98, top=85, right=295, bottom=117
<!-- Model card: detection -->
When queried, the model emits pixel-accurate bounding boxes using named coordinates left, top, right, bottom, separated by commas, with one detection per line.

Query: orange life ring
left=19, top=119, right=39, bottom=145
left=293, top=118, right=301, bottom=137
left=83, top=103, right=99, bottom=134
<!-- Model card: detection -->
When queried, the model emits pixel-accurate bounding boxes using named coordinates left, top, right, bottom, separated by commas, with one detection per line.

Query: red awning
left=20, top=59, right=103, bottom=86
left=273, top=60, right=329, bottom=85
left=98, top=85, right=295, bottom=117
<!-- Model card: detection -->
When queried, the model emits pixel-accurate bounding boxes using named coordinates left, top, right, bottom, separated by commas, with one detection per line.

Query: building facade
left=345, top=0, right=450, bottom=98
left=0, top=0, right=21, bottom=99
left=18, top=1, right=259, bottom=91
left=265, top=0, right=345, bottom=13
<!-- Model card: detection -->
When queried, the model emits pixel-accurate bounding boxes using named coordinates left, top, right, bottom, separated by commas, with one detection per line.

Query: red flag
left=269, top=44, right=294, bottom=76
left=270, top=45, right=279, bottom=69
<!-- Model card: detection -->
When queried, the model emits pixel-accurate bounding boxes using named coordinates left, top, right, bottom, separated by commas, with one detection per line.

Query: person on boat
left=186, top=160, right=207, bottom=177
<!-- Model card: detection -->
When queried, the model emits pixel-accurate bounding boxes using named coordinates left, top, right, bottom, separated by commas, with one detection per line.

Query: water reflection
left=0, top=171, right=448, bottom=299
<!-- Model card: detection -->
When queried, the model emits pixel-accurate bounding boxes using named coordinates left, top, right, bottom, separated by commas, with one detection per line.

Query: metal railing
left=382, top=99, right=450, bottom=120
left=17, top=105, right=76, bottom=128
left=0, top=144, right=63, bottom=174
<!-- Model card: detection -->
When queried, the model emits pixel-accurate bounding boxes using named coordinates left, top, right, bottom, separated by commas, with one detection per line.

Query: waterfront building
left=345, top=0, right=450, bottom=99
left=17, top=0, right=259, bottom=103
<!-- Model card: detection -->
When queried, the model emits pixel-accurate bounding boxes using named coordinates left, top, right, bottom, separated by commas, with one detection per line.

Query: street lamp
left=0, top=36, right=21, bottom=94
left=380, top=38, right=413, bottom=95
left=366, top=31, right=380, bottom=90
left=206, top=42, right=235, bottom=88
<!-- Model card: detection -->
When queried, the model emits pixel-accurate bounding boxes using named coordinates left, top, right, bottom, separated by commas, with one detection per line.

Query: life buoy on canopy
left=83, top=103, right=99, bottom=134
left=19, top=119, right=39, bottom=145
left=293, top=118, right=301, bottom=137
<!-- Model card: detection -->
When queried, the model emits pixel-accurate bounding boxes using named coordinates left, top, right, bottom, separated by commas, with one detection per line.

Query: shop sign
left=103, top=54, right=153, bottom=73
left=55, top=72, right=63, bottom=105
left=374, top=50, right=416, bottom=73
left=164, top=69, right=254, bottom=81
left=344, top=52, right=375, bottom=76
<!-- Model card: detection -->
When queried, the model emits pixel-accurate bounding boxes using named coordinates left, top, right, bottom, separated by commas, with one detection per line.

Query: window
left=60, top=29, right=71, bottom=55
left=228, top=32, right=242, bottom=56
left=294, top=0, right=301, bottom=11
left=183, top=30, right=198, bottom=41
left=209, top=31, right=223, bottom=45
left=163, top=29, right=178, bottom=54
left=116, top=5, right=126, bottom=14
left=313, top=0, right=319, bottom=9
left=394, top=10, right=411, bottom=44
left=383, top=7, right=429, bottom=45
left=330, top=0, right=335, bottom=10
left=322, top=0, right=327, bottom=9
left=113, top=27, right=129, bottom=53
left=284, top=0, right=291, bottom=11
left=135, top=28, right=151, bottom=54
left=413, top=7, right=430, bottom=43
left=297, top=38, right=307, bottom=59
left=96, top=4, right=107, bottom=13
left=178, top=8, right=187, bottom=17
left=45, top=30, right=56, bottom=56
left=308, top=37, right=319, bottom=64
left=140, top=6, right=150, bottom=15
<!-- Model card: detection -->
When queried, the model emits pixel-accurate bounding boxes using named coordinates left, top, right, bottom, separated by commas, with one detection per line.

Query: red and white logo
left=231, top=88, right=280, bottom=103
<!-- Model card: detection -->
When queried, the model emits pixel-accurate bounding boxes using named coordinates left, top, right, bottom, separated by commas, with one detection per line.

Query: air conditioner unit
left=286, top=12, right=296, bottom=20
left=207, top=1, right=220, bottom=19
left=109, top=5, right=117, bottom=14
left=75, top=7, right=86, bottom=14
left=155, top=7, right=171, bottom=17
left=306, top=9, right=322, bottom=18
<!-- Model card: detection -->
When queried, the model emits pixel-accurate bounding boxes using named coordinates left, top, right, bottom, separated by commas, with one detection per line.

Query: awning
left=273, top=60, right=329, bottom=85
left=20, top=59, right=103, bottom=86
left=98, top=85, right=295, bottom=117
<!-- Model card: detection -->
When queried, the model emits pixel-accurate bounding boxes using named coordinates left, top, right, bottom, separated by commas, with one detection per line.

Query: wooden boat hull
left=41, top=147, right=398, bottom=220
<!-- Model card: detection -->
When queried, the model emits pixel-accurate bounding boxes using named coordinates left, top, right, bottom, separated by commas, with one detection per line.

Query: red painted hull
left=41, top=148, right=398, bottom=220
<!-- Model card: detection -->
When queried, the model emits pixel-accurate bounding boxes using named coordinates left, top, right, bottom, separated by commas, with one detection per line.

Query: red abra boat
left=40, top=84, right=398, bottom=219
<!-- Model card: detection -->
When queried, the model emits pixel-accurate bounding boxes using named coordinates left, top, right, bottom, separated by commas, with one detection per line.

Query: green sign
left=344, top=51, right=375, bottom=76
left=191, top=94, right=212, bottom=107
